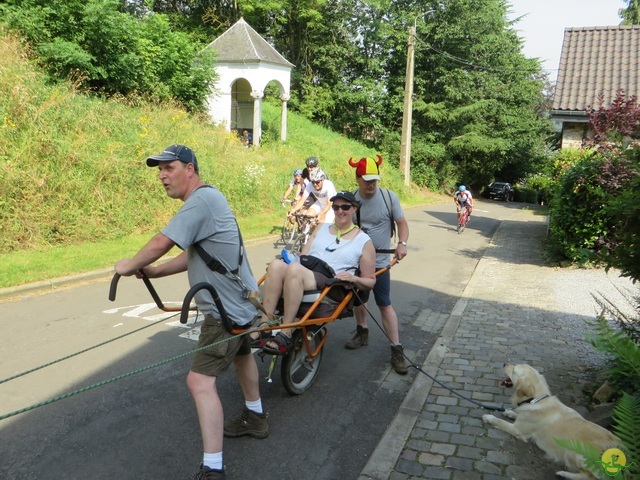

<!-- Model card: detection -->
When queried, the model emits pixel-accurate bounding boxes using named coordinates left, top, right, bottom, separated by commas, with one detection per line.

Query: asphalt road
left=0, top=199, right=519, bottom=480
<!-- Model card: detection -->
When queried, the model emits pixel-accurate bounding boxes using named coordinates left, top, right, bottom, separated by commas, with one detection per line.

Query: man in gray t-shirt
left=115, top=145, right=267, bottom=479
left=347, top=155, right=410, bottom=375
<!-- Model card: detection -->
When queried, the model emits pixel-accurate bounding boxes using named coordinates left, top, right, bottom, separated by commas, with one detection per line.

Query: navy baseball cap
left=146, top=145, right=199, bottom=173
left=330, top=190, right=360, bottom=206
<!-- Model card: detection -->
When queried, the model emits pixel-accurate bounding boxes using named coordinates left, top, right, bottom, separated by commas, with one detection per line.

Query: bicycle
left=289, top=212, right=318, bottom=253
left=280, top=199, right=297, bottom=244
left=457, top=206, right=470, bottom=234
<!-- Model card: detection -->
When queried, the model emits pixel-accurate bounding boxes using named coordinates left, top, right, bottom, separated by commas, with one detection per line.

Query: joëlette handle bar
left=179, top=282, right=235, bottom=330
left=109, top=273, right=235, bottom=331
left=374, top=248, right=398, bottom=274
left=109, top=248, right=400, bottom=330
left=109, top=272, right=178, bottom=313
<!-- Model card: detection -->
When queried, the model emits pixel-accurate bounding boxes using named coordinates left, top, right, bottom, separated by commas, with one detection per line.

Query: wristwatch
left=399, top=241, right=407, bottom=246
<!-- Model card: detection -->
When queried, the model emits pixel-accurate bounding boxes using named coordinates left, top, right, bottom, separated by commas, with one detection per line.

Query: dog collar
left=517, top=395, right=549, bottom=407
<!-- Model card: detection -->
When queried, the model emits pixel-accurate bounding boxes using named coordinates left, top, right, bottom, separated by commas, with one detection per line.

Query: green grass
left=0, top=31, right=439, bottom=289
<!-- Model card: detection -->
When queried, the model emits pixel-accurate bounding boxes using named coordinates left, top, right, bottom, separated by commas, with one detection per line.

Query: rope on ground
left=0, top=314, right=178, bottom=385
left=0, top=323, right=253, bottom=422
left=353, top=290, right=506, bottom=413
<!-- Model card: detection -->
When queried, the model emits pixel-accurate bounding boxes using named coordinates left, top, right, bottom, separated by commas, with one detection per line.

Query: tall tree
left=380, top=0, right=553, bottom=189
left=239, top=0, right=553, bottom=188
left=620, top=0, right=640, bottom=24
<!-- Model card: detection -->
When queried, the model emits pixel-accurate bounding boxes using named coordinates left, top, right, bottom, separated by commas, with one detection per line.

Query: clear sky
left=506, top=0, right=625, bottom=80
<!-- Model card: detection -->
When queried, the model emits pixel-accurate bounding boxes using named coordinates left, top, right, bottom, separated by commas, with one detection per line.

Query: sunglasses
left=312, top=180, right=323, bottom=184
left=331, top=204, right=354, bottom=211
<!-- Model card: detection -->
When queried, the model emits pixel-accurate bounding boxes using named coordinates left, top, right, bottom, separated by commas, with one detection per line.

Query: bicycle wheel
left=290, top=234, right=307, bottom=254
left=457, top=212, right=467, bottom=234
left=281, top=216, right=297, bottom=244
left=281, top=327, right=325, bottom=395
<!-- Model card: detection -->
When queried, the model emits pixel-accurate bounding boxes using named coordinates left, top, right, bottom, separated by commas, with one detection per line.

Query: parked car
left=485, top=181, right=514, bottom=201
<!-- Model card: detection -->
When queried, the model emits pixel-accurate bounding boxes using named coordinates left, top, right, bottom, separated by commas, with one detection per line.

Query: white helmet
left=309, top=169, right=327, bottom=182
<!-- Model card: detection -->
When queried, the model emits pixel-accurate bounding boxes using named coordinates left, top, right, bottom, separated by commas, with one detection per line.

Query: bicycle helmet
left=458, top=185, right=467, bottom=192
left=293, top=169, right=303, bottom=176
left=309, top=168, right=327, bottom=182
left=305, top=156, right=319, bottom=168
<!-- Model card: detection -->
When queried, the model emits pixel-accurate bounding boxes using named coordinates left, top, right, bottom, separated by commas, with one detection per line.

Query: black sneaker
left=191, top=464, right=225, bottom=479
left=223, top=407, right=269, bottom=439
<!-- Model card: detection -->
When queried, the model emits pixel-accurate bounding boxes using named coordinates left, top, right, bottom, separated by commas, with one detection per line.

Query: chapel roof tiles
left=207, top=17, right=294, bottom=68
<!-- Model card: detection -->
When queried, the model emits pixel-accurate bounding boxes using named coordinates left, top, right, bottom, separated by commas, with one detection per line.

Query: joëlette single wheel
left=281, top=327, right=325, bottom=395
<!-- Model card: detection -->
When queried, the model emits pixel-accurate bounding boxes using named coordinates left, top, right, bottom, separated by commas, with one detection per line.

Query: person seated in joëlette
left=257, top=191, right=376, bottom=354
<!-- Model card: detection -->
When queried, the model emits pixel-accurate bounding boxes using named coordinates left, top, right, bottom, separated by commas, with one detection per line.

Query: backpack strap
left=353, top=187, right=396, bottom=239
left=192, top=185, right=246, bottom=285
left=379, top=188, right=396, bottom=240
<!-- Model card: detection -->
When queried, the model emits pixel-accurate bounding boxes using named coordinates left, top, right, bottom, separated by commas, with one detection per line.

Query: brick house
left=551, top=25, right=640, bottom=149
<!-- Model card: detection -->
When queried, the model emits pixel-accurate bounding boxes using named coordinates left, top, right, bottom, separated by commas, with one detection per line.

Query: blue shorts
left=357, top=269, right=391, bottom=307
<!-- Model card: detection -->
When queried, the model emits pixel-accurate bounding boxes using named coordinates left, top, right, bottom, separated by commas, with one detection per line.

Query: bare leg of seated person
left=249, top=258, right=286, bottom=343
left=260, top=260, right=318, bottom=354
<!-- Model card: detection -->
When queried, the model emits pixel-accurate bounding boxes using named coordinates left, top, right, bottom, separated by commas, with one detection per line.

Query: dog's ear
left=516, top=386, right=531, bottom=398
left=513, top=366, right=536, bottom=398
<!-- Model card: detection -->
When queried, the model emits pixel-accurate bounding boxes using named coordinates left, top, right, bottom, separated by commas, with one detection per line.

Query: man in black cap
left=115, top=145, right=268, bottom=480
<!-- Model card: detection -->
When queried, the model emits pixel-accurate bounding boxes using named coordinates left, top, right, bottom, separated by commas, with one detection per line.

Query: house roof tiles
left=553, top=25, right=640, bottom=113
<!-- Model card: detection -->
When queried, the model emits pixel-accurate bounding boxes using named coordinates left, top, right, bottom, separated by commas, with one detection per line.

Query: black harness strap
left=193, top=228, right=243, bottom=276
left=191, top=185, right=244, bottom=277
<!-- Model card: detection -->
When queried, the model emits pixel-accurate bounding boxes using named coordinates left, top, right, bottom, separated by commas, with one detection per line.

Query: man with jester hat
left=346, top=155, right=410, bottom=374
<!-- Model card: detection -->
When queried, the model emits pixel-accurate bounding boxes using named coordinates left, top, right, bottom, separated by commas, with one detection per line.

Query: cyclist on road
left=302, top=155, right=330, bottom=182
left=281, top=169, right=307, bottom=205
left=290, top=168, right=337, bottom=224
left=454, top=185, right=474, bottom=222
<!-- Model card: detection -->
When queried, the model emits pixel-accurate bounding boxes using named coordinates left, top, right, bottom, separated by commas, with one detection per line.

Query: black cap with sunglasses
left=330, top=191, right=360, bottom=207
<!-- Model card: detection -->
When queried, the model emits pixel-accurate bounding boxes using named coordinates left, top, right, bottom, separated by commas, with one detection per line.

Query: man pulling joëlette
left=114, top=144, right=268, bottom=480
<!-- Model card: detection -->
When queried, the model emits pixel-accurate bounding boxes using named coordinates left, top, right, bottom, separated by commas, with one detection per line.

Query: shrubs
left=546, top=148, right=639, bottom=267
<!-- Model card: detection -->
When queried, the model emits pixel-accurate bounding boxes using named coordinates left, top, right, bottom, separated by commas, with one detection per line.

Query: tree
left=241, top=0, right=384, bottom=142
left=3, top=0, right=218, bottom=112
left=380, top=0, right=553, bottom=189
left=584, top=90, right=640, bottom=281
left=584, top=90, right=640, bottom=149
left=620, top=0, right=640, bottom=25
left=5, top=0, right=554, bottom=189
left=548, top=90, right=640, bottom=276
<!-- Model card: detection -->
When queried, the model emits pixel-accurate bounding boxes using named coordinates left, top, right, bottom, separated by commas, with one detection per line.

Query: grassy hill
left=0, top=31, right=440, bottom=289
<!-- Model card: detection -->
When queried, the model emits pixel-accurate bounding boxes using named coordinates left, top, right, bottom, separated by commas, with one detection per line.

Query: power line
left=414, top=35, right=541, bottom=75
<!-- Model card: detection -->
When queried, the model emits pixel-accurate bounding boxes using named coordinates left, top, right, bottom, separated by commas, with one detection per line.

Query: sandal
left=250, top=330, right=273, bottom=348
left=261, top=332, right=293, bottom=356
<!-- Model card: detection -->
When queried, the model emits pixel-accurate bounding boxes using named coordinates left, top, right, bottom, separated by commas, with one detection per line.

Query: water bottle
left=281, top=249, right=300, bottom=264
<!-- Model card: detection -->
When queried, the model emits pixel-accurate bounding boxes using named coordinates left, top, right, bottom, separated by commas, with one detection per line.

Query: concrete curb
left=358, top=220, right=504, bottom=480
left=0, top=234, right=280, bottom=302
left=0, top=268, right=115, bottom=301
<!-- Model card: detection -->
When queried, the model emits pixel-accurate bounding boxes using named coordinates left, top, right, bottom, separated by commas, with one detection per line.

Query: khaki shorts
left=191, top=314, right=252, bottom=377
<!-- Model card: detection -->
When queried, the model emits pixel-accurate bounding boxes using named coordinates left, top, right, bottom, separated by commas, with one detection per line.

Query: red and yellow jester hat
left=349, top=154, right=382, bottom=181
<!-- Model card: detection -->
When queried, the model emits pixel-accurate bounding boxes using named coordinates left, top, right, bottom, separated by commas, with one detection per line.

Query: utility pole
left=399, top=25, right=416, bottom=187
left=399, top=9, right=435, bottom=187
